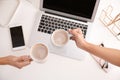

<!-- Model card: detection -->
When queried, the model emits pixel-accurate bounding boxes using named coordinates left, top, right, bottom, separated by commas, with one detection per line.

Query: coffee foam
left=30, top=44, right=48, bottom=62
left=51, top=29, right=69, bottom=46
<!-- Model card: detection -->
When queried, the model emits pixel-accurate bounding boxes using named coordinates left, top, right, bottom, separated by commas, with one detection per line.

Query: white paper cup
left=30, top=43, right=48, bottom=63
left=51, top=29, right=69, bottom=47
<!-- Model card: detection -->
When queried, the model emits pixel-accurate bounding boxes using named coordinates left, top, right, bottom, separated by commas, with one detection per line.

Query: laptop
left=29, top=0, right=100, bottom=60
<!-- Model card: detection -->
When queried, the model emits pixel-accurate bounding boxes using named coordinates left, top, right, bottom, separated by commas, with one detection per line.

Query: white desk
left=0, top=0, right=120, bottom=80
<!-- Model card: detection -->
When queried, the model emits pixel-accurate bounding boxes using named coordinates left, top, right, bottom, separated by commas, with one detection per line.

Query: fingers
left=70, top=36, right=75, bottom=40
left=19, top=55, right=32, bottom=61
left=68, top=28, right=82, bottom=37
left=17, top=61, right=31, bottom=69
left=16, top=55, right=32, bottom=69
left=68, top=28, right=83, bottom=41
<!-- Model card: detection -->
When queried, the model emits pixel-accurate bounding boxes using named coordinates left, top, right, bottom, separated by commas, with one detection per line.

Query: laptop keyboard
left=38, top=15, right=88, bottom=38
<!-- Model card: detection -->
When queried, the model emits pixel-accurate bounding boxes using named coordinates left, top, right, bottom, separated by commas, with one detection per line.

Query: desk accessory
left=99, top=5, right=120, bottom=41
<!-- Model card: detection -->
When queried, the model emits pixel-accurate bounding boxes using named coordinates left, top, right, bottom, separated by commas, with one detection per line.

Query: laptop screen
left=41, top=0, right=100, bottom=22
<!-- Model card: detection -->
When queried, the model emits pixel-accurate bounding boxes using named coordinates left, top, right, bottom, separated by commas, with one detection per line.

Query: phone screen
left=10, top=26, right=25, bottom=48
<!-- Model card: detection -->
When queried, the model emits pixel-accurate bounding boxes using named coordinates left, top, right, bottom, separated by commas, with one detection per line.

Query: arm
left=69, top=28, right=120, bottom=67
left=84, top=42, right=120, bottom=67
left=0, top=56, right=9, bottom=65
left=0, top=55, right=32, bottom=69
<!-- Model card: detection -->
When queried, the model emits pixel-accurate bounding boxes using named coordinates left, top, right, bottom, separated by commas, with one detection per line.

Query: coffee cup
left=30, top=43, right=48, bottom=63
left=51, top=29, right=69, bottom=47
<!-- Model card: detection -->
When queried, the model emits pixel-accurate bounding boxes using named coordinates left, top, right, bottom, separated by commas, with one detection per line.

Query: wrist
left=0, top=56, right=10, bottom=65
left=81, top=41, right=91, bottom=51
left=82, top=41, right=96, bottom=54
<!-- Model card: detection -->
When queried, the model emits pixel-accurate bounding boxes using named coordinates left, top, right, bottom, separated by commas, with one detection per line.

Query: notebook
left=29, top=0, right=100, bottom=60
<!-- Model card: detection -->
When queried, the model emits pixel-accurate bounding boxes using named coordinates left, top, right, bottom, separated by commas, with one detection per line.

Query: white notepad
left=0, top=0, right=19, bottom=27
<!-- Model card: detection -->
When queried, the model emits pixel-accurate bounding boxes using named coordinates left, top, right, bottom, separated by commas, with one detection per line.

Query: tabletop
left=0, top=0, right=120, bottom=80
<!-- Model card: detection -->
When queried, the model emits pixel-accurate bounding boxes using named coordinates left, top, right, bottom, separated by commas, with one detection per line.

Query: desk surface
left=0, top=0, right=120, bottom=80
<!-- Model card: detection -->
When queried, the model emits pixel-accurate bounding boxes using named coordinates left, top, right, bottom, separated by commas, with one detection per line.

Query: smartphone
left=9, top=25, right=26, bottom=50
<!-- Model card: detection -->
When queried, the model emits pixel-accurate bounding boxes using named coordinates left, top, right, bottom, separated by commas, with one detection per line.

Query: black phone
left=9, top=25, right=26, bottom=50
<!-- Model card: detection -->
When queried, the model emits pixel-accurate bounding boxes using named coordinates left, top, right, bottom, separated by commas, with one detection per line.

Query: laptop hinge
left=45, top=11, right=87, bottom=23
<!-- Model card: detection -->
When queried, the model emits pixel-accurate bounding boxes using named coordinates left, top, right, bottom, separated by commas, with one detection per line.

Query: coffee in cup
left=51, top=29, right=69, bottom=47
left=30, top=43, right=48, bottom=63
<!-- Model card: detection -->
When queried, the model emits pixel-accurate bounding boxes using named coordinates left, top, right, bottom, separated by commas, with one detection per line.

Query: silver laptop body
left=29, top=0, right=100, bottom=60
